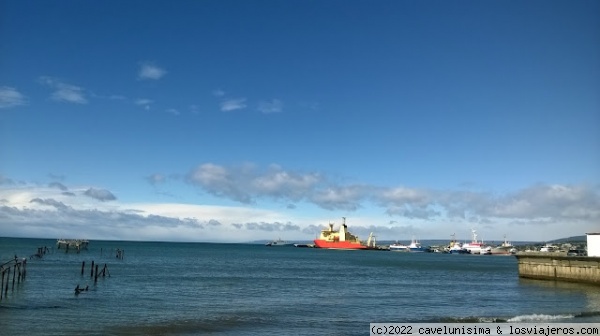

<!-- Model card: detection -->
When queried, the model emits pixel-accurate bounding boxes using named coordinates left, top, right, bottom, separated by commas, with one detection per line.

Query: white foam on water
left=507, top=314, right=575, bottom=322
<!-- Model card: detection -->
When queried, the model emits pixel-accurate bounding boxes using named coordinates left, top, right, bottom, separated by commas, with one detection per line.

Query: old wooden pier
left=0, top=257, right=27, bottom=301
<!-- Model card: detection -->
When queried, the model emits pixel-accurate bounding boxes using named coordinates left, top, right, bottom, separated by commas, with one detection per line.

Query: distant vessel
left=390, top=237, right=429, bottom=252
left=389, top=242, right=410, bottom=252
left=447, top=234, right=469, bottom=254
left=265, top=238, right=291, bottom=247
left=461, top=229, right=486, bottom=254
left=539, top=243, right=559, bottom=252
left=313, top=217, right=367, bottom=250
left=490, top=235, right=517, bottom=255
left=407, top=237, right=429, bottom=252
left=480, top=246, right=492, bottom=255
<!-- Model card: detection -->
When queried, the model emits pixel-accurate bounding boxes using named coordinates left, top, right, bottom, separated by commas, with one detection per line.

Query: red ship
left=313, top=217, right=367, bottom=249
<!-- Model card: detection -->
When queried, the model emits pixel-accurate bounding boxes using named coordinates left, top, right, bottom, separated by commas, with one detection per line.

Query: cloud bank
left=1, top=164, right=598, bottom=242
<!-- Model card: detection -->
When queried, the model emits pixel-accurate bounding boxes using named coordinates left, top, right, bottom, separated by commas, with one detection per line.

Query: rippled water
left=1, top=237, right=598, bottom=335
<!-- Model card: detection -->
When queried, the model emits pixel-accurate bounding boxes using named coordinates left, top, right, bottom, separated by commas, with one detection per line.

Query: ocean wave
left=437, top=316, right=508, bottom=323
left=431, top=311, right=600, bottom=323
left=507, top=314, right=575, bottom=322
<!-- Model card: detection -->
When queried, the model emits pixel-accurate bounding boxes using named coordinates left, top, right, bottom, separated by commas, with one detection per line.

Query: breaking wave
left=507, top=314, right=575, bottom=322
left=431, top=311, right=600, bottom=323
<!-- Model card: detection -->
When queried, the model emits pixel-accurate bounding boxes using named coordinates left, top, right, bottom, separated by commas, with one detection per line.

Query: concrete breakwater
left=515, top=253, right=600, bottom=285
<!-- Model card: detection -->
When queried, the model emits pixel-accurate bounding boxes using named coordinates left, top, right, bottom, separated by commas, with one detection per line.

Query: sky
left=0, top=0, right=599, bottom=243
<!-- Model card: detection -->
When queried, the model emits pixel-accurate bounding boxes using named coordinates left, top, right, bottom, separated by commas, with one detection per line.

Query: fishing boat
left=480, top=246, right=492, bottom=255
left=389, top=242, right=410, bottom=252
left=407, top=237, right=429, bottom=252
left=313, top=217, right=367, bottom=249
left=447, top=234, right=469, bottom=254
left=461, top=229, right=487, bottom=254
left=265, top=238, right=292, bottom=247
left=490, top=235, right=517, bottom=255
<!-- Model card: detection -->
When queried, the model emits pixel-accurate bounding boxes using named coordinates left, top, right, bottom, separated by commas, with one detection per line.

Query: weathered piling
left=94, top=264, right=99, bottom=283
left=32, top=246, right=50, bottom=259
left=22, top=259, right=26, bottom=279
left=12, top=264, right=16, bottom=290
left=4, top=267, right=9, bottom=296
left=74, top=284, right=89, bottom=295
left=81, top=261, right=85, bottom=276
left=0, top=258, right=27, bottom=301
left=90, top=260, right=95, bottom=277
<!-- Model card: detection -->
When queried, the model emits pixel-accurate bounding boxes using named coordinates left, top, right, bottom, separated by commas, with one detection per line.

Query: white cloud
left=212, top=89, right=225, bottom=97
left=135, top=98, right=153, bottom=110
left=257, top=99, right=283, bottom=114
left=0, top=182, right=311, bottom=242
left=220, top=98, right=247, bottom=111
left=39, top=76, right=88, bottom=104
left=0, top=86, right=26, bottom=108
left=187, top=163, right=323, bottom=204
left=1, top=173, right=598, bottom=242
left=166, top=108, right=180, bottom=116
left=135, top=98, right=153, bottom=105
left=138, top=62, right=167, bottom=80
left=309, top=185, right=366, bottom=211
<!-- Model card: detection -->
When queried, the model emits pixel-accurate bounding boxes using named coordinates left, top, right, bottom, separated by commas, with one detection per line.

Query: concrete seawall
left=515, top=253, right=600, bottom=286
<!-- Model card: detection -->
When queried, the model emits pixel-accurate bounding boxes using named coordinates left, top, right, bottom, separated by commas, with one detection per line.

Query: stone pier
left=515, top=253, right=600, bottom=285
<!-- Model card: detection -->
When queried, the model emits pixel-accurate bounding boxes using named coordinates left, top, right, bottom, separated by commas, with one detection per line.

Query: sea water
left=0, top=237, right=598, bottom=335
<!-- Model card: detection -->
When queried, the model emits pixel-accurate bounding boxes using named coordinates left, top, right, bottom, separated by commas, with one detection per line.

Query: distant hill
left=548, top=235, right=586, bottom=243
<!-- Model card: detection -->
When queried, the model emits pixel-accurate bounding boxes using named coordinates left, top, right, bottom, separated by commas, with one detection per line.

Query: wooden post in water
left=12, top=265, right=16, bottom=290
left=1, top=269, right=4, bottom=300
left=94, top=264, right=98, bottom=283
left=22, top=259, right=26, bottom=279
left=90, top=261, right=94, bottom=277
left=4, top=267, right=9, bottom=296
left=81, top=261, right=85, bottom=276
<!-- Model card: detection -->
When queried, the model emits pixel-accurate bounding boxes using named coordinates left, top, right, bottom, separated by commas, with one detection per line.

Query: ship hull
left=313, top=240, right=367, bottom=249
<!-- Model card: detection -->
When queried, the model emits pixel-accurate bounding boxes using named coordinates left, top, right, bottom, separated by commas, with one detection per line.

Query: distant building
left=587, top=233, right=600, bottom=257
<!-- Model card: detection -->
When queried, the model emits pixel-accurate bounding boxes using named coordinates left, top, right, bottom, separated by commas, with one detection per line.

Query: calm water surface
left=1, top=237, right=598, bottom=335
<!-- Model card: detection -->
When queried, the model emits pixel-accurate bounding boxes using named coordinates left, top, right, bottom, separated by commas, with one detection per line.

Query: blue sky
left=1, top=0, right=598, bottom=243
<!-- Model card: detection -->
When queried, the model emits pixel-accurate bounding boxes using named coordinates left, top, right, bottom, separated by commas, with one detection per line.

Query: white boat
left=389, top=241, right=410, bottom=252
left=480, top=246, right=492, bottom=255
left=265, top=238, right=291, bottom=247
left=389, top=236, right=429, bottom=252
left=539, top=243, right=559, bottom=252
left=447, top=234, right=469, bottom=254
left=461, top=229, right=486, bottom=254
left=407, top=237, right=429, bottom=252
